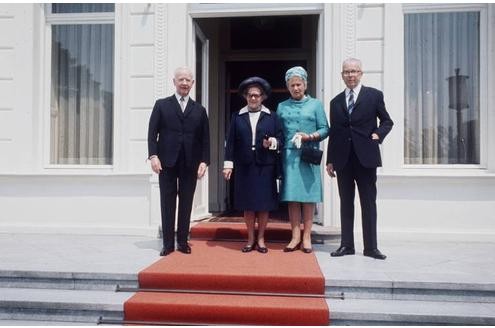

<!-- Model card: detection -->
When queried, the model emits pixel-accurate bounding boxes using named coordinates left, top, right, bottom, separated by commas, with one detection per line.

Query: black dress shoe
left=177, top=244, right=191, bottom=254
left=330, top=246, right=355, bottom=257
left=363, top=249, right=386, bottom=260
left=160, top=247, right=174, bottom=256
left=283, top=242, right=301, bottom=252
left=242, top=243, right=256, bottom=253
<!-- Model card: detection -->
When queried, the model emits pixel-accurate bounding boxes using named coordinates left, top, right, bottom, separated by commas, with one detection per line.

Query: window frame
left=42, top=4, right=117, bottom=171
left=401, top=3, right=489, bottom=170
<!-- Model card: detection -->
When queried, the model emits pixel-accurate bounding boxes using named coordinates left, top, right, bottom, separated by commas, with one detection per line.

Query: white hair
left=174, top=66, right=194, bottom=79
left=342, top=58, right=362, bottom=70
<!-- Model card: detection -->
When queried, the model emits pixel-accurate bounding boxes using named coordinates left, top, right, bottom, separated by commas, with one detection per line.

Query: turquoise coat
left=276, top=96, right=329, bottom=202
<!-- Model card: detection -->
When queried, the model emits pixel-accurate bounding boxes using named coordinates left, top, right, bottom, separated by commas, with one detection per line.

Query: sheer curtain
left=404, top=12, right=480, bottom=165
left=52, top=3, right=114, bottom=13
left=50, top=24, right=114, bottom=165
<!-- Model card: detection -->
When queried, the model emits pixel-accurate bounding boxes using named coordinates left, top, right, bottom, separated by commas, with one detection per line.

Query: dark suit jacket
left=326, top=86, right=393, bottom=170
left=225, top=107, right=283, bottom=166
left=148, top=95, right=210, bottom=168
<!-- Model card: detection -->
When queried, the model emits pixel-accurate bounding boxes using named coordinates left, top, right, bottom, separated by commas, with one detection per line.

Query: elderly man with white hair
left=148, top=66, right=210, bottom=256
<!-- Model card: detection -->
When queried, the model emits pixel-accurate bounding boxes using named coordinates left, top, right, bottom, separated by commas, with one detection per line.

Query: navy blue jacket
left=326, top=86, right=393, bottom=170
left=225, top=107, right=283, bottom=166
left=148, top=95, right=210, bottom=168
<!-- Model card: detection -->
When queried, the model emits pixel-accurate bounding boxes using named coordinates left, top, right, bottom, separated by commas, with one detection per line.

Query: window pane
left=404, top=12, right=480, bottom=164
left=51, top=3, right=114, bottom=14
left=50, top=24, right=114, bottom=165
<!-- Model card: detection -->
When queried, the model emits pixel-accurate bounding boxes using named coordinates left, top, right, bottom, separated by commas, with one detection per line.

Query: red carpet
left=124, top=222, right=329, bottom=325
left=190, top=222, right=297, bottom=242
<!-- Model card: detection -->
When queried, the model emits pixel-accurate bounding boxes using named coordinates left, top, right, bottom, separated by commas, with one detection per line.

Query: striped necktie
left=348, top=90, right=354, bottom=116
left=180, top=97, right=186, bottom=112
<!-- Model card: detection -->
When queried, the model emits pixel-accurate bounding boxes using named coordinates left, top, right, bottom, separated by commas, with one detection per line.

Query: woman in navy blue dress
left=223, top=77, right=283, bottom=253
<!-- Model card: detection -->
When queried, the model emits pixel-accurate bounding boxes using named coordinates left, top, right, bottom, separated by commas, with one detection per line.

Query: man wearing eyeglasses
left=326, top=58, right=393, bottom=260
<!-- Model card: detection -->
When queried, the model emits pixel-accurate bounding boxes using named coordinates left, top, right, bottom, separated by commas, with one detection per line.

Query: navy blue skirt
left=233, top=163, right=278, bottom=211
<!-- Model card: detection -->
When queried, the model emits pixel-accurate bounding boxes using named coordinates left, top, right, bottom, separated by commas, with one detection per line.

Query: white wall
left=0, top=3, right=494, bottom=239
left=0, top=174, right=152, bottom=235
left=0, top=4, right=157, bottom=235
left=323, top=3, right=495, bottom=239
left=0, top=5, right=36, bottom=173
left=379, top=175, right=495, bottom=236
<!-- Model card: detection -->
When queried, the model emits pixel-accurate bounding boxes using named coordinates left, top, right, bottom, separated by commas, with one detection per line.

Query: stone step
left=0, top=270, right=138, bottom=291
left=0, top=320, right=87, bottom=325
left=3, top=269, right=494, bottom=303
left=328, top=298, right=495, bottom=325
left=1, top=284, right=494, bottom=326
left=326, top=279, right=495, bottom=303
left=0, top=287, right=131, bottom=323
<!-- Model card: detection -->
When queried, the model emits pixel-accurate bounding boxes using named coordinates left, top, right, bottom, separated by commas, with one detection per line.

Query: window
left=47, top=4, right=115, bottom=165
left=404, top=11, right=480, bottom=165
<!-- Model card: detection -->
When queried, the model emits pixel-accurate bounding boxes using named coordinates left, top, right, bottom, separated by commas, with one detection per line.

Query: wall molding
left=343, top=3, right=357, bottom=58
left=154, top=3, right=167, bottom=100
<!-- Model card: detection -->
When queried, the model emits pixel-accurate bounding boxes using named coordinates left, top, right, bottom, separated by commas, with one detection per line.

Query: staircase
left=324, top=264, right=495, bottom=325
left=0, top=270, right=135, bottom=324
left=2, top=267, right=494, bottom=325
left=1, top=225, right=495, bottom=325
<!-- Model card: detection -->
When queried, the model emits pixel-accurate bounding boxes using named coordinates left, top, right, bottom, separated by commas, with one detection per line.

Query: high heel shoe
left=301, top=246, right=313, bottom=253
left=283, top=241, right=301, bottom=252
left=301, top=242, right=313, bottom=253
left=257, top=244, right=268, bottom=253
left=241, top=243, right=256, bottom=253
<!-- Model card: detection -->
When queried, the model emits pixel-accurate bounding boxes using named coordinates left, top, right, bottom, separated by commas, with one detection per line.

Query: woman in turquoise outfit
left=277, top=66, right=329, bottom=253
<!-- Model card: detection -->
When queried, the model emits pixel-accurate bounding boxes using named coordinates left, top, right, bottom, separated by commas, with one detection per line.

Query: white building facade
left=0, top=3, right=494, bottom=239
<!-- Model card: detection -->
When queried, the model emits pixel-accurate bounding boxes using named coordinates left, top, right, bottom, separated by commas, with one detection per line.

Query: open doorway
left=194, top=14, right=319, bottom=218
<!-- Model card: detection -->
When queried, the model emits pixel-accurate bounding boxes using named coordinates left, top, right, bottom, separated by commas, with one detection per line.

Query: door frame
left=187, top=4, right=337, bottom=227
left=184, top=20, right=210, bottom=219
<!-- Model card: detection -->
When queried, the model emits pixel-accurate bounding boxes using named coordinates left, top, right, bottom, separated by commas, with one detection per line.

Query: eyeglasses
left=342, top=70, right=362, bottom=76
left=247, top=93, right=262, bottom=99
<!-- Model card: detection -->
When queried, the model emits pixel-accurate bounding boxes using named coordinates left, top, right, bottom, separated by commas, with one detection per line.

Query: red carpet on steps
left=124, top=222, right=329, bottom=325
left=189, top=221, right=297, bottom=241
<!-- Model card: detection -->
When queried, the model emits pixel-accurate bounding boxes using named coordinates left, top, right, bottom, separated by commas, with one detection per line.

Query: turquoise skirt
left=279, top=148, right=323, bottom=203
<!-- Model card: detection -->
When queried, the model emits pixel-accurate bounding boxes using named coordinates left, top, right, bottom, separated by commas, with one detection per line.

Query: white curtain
left=404, top=12, right=480, bottom=164
left=52, top=3, right=114, bottom=13
left=50, top=24, right=114, bottom=165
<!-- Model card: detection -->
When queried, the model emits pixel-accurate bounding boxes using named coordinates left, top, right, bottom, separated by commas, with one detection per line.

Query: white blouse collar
left=238, top=105, right=271, bottom=115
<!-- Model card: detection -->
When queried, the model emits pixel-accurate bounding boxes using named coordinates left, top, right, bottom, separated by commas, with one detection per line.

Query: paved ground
left=319, top=237, right=495, bottom=286
left=0, top=226, right=494, bottom=286
left=1, top=224, right=495, bottom=326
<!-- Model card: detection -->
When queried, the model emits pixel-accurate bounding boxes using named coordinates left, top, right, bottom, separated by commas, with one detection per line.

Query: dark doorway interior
left=194, top=14, right=318, bottom=218
left=222, top=15, right=318, bottom=219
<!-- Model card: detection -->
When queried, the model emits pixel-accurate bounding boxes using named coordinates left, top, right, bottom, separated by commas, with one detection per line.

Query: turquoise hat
left=285, top=66, right=307, bottom=82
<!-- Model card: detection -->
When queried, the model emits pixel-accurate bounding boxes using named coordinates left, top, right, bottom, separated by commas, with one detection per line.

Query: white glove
left=291, top=134, right=302, bottom=149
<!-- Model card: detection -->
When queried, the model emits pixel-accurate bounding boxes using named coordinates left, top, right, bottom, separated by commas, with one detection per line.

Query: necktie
left=348, top=90, right=354, bottom=116
left=180, top=97, right=185, bottom=112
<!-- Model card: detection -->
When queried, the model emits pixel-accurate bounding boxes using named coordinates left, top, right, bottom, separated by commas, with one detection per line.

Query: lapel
left=337, top=91, right=348, bottom=118
left=238, top=106, right=270, bottom=141
left=183, top=99, right=192, bottom=118
left=353, top=86, right=367, bottom=112
left=170, top=95, right=184, bottom=120
left=256, top=111, right=270, bottom=136
left=238, top=109, right=252, bottom=138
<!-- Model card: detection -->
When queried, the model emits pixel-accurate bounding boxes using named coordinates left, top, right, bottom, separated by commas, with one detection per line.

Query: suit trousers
left=158, top=148, right=198, bottom=250
left=336, top=144, right=378, bottom=251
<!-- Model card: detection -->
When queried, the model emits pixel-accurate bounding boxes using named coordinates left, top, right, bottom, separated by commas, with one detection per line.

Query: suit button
left=348, top=138, right=352, bottom=141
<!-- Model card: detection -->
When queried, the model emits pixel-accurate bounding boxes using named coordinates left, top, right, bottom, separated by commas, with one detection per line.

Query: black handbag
left=300, top=147, right=323, bottom=165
